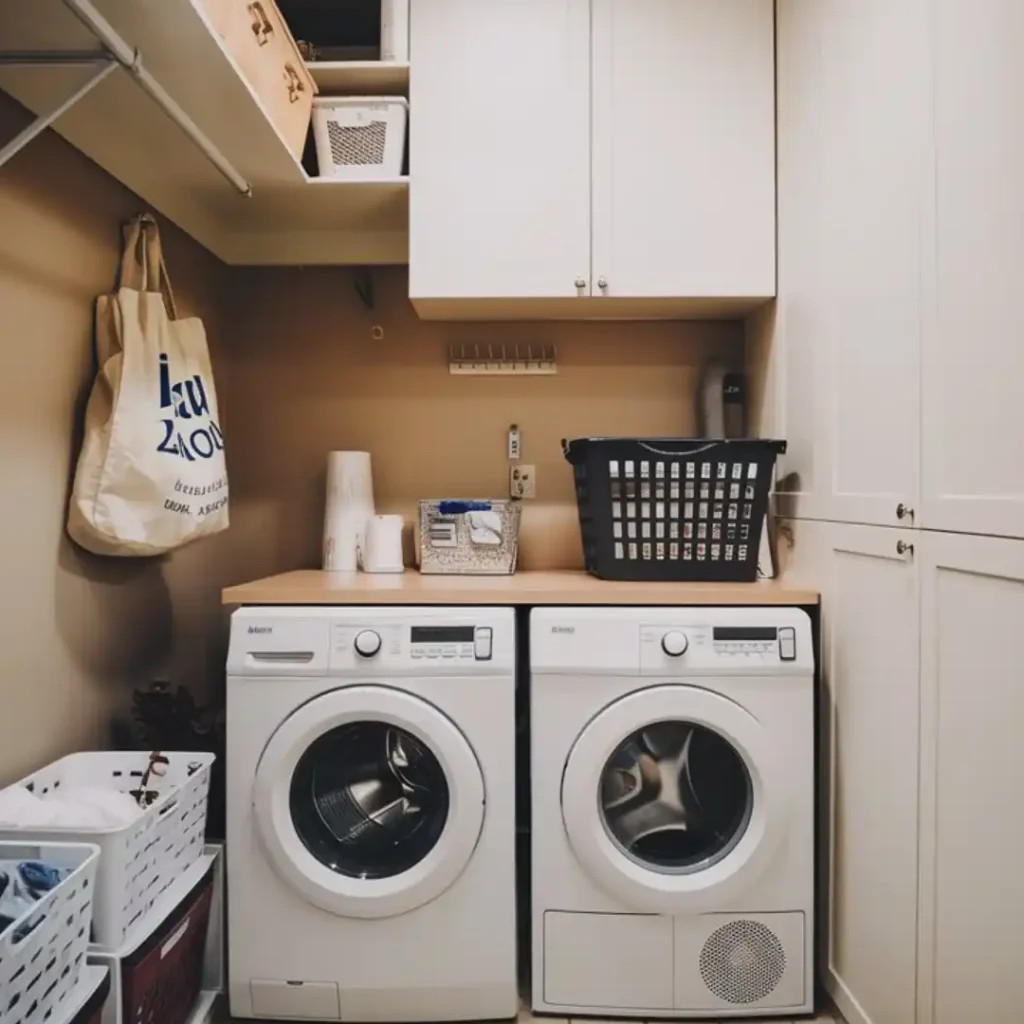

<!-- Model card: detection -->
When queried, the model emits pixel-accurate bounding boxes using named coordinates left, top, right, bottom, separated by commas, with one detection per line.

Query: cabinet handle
left=896, top=502, right=915, bottom=521
left=597, top=276, right=608, bottom=293
left=283, top=63, right=306, bottom=103
left=248, top=2, right=274, bottom=45
left=574, top=277, right=587, bottom=294
left=896, top=540, right=915, bottom=558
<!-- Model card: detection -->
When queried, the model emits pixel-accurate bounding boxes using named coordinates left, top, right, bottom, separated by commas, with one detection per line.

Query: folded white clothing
left=0, top=784, right=145, bottom=830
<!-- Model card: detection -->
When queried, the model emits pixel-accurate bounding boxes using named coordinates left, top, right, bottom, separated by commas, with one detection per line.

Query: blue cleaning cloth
left=0, top=860, right=70, bottom=942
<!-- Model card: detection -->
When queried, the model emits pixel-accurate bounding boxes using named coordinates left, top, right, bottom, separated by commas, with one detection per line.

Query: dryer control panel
left=640, top=621, right=807, bottom=673
left=530, top=607, right=813, bottom=676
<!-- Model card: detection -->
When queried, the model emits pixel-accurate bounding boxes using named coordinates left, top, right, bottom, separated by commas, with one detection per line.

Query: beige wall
left=0, top=93, right=232, bottom=782
left=0, top=89, right=744, bottom=782
left=222, top=267, right=743, bottom=572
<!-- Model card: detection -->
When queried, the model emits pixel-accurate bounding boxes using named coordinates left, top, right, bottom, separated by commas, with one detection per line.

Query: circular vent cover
left=699, top=919, right=786, bottom=1005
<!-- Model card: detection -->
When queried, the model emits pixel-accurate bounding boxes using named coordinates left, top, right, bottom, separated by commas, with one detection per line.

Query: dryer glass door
left=561, top=685, right=787, bottom=913
left=600, top=720, right=753, bottom=875
left=254, top=685, right=485, bottom=920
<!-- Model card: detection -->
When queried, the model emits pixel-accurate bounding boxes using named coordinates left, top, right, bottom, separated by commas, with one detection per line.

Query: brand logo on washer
left=247, top=626, right=272, bottom=635
left=550, top=625, right=575, bottom=634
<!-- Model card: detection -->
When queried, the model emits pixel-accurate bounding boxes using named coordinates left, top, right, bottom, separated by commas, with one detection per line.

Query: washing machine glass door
left=254, top=685, right=485, bottom=919
left=561, top=685, right=786, bottom=913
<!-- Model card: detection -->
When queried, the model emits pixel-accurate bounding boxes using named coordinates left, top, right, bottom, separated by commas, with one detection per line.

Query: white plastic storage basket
left=0, top=753, right=214, bottom=951
left=312, top=96, right=408, bottom=179
left=0, top=841, right=99, bottom=1024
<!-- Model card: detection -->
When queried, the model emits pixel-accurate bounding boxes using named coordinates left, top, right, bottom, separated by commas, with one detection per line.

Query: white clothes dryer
left=531, top=607, right=814, bottom=1019
left=227, top=606, right=518, bottom=1022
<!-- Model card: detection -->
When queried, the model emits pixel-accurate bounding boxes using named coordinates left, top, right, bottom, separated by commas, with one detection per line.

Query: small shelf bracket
left=0, top=54, right=117, bottom=171
left=0, top=0, right=252, bottom=195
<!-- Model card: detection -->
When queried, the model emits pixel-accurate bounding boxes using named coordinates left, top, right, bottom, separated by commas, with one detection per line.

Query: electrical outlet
left=510, top=464, right=536, bottom=500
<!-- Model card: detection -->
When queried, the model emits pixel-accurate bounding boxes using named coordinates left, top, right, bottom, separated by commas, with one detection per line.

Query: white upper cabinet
left=589, top=0, right=775, bottom=304
left=410, top=0, right=776, bottom=320
left=774, top=0, right=929, bottom=528
left=409, top=0, right=592, bottom=309
left=922, top=0, right=1024, bottom=539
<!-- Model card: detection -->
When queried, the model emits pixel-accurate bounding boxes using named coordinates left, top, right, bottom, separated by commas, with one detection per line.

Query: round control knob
left=354, top=629, right=382, bottom=658
left=661, top=630, right=689, bottom=657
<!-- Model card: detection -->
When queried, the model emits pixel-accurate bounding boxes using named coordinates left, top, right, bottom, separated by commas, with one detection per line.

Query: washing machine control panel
left=329, top=622, right=499, bottom=669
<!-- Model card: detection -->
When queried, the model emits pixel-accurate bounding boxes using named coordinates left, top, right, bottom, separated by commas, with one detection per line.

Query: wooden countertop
left=222, top=570, right=818, bottom=607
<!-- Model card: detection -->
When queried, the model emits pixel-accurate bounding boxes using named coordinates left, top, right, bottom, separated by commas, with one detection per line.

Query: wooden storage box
left=200, top=0, right=318, bottom=159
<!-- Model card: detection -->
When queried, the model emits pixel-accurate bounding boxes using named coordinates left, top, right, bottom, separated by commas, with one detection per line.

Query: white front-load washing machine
left=226, top=606, right=518, bottom=1022
left=531, top=607, right=814, bottom=1019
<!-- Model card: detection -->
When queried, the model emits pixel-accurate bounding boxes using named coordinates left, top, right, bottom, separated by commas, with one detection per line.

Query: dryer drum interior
left=289, top=721, right=451, bottom=879
left=598, top=720, right=753, bottom=874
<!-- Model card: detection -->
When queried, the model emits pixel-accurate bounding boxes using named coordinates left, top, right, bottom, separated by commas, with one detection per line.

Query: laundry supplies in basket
left=0, top=751, right=214, bottom=950
left=0, top=841, right=99, bottom=1024
left=563, top=437, right=786, bottom=582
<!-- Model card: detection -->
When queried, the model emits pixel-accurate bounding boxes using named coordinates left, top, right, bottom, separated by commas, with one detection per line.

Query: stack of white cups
left=322, top=452, right=403, bottom=574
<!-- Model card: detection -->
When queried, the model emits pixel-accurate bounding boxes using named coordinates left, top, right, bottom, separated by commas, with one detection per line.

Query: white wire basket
left=0, top=841, right=99, bottom=1024
left=0, top=752, right=214, bottom=951
left=312, top=96, right=408, bottom=180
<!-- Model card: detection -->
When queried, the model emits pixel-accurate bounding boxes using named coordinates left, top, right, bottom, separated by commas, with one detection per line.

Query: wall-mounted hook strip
left=448, top=343, right=557, bottom=376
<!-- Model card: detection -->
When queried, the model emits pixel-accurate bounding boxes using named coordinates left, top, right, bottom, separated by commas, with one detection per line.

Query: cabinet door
left=409, top=0, right=591, bottom=303
left=821, top=523, right=921, bottom=1024
left=917, top=532, right=1024, bottom=1024
left=772, top=1, right=830, bottom=521
left=922, top=1, right=1024, bottom=539
left=590, top=0, right=775, bottom=302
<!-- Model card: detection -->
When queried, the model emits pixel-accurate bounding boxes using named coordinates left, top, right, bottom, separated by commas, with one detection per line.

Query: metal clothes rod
left=0, top=58, right=116, bottom=169
left=62, top=0, right=252, bottom=196
left=0, top=0, right=253, bottom=195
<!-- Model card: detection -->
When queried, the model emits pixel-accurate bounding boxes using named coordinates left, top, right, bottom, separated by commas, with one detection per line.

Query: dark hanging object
left=128, top=682, right=226, bottom=839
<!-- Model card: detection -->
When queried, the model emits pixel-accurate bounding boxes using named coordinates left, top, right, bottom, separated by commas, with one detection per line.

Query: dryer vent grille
left=699, top=919, right=786, bottom=1005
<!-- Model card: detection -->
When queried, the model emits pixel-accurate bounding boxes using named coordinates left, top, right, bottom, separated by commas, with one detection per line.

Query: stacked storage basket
left=0, top=841, right=99, bottom=1024
left=564, top=437, right=787, bottom=582
left=0, top=752, right=215, bottom=1024
left=0, top=752, right=214, bottom=949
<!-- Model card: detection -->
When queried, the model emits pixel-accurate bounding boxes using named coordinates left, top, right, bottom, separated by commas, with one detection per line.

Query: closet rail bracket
left=0, top=0, right=252, bottom=196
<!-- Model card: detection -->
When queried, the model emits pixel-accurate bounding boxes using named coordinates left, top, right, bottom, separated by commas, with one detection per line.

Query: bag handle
left=118, top=213, right=179, bottom=320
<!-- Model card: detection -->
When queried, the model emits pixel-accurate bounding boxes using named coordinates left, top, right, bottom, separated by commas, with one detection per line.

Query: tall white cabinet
left=775, top=0, right=1024, bottom=541
left=924, top=0, right=1024, bottom=539
left=410, top=0, right=775, bottom=319
left=782, top=522, right=1024, bottom=1024
left=773, top=3, right=1024, bottom=1023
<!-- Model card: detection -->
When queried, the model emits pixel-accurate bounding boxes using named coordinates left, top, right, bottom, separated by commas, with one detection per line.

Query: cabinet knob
left=597, top=276, right=608, bottom=293
left=896, top=540, right=915, bottom=558
left=574, top=277, right=587, bottom=293
left=896, top=503, right=915, bottom=521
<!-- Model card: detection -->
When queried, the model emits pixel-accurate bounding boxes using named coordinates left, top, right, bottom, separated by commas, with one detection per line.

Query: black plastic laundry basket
left=563, top=437, right=787, bottom=582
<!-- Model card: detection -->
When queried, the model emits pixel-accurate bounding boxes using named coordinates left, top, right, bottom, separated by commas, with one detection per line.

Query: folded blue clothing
left=0, top=860, right=71, bottom=942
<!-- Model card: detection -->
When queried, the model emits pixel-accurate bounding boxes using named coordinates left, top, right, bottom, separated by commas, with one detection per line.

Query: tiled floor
left=519, top=1013, right=836, bottom=1024
left=213, top=1003, right=837, bottom=1024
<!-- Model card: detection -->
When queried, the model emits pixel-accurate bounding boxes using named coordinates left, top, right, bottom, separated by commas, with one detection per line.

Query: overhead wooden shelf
left=307, top=60, right=410, bottom=96
left=0, top=0, right=409, bottom=266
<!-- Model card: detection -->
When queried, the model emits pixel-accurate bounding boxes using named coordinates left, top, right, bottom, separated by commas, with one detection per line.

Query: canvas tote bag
left=68, top=214, right=229, bottom=555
